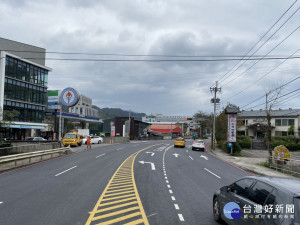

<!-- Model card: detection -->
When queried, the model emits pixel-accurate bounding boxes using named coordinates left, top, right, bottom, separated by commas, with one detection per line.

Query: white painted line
left=166, top=180, right=169, bottom=183
left=178, top=214, right=185, bottom=221
left=186, top=150, right=188, bottom=153
left=116, top=147, right=124, bottom=151
left=167, top=185, right=171, bottom=188
left=174, top=204, right=180, bottom=210
left=171, top=196, right=176, bottom=201
left=165, top=176, right=168, bottom=179
left=0, top=202, right=3, bottom=204
left=96, top=153, right=106, bottom=158
left=169, top=190, right=173, bottom=194
left=147, top=213, right=157, bottom=218
left=189, top=156, right=194, bottom=160
left=204, top=168, right=221, bottom=179
left=55, top=166, right=77, bottom=177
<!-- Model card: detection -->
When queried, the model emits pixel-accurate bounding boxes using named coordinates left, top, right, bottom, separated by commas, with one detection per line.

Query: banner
left=227, top=114, right=237, bottom=142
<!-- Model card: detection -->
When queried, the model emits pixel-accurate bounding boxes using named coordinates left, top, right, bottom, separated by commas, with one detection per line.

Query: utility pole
left=128, top=110, right=131, bottom=139
left=210, top=81, right=221, bottom=149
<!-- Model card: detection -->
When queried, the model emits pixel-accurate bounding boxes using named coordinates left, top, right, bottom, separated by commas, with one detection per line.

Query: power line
left=225, top=48, right=300, bottom=101
left=240, top=73, right=300, bottom=109
left=8, top=55, right=300, bottom=62
left=221, top=23, right=300, bottom=87
left=243, top=87, right=300, bottom=110
left=218, top=0, right=299, bottom=84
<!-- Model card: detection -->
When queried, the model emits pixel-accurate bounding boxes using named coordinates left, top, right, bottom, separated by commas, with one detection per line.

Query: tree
left=265, top=87, right=282, bottom=162
left=193, top=111, right=213, bottom=137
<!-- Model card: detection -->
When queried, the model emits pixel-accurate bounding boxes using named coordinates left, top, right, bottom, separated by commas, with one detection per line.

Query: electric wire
left=218, top=0, right=298, bottom=84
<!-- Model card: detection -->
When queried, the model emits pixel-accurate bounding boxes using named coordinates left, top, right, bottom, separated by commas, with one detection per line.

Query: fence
left=269, top=156, right=300, bottom=176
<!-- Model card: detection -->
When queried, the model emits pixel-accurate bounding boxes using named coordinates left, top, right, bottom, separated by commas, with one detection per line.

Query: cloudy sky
left=1, top=0, right=299, bottom=116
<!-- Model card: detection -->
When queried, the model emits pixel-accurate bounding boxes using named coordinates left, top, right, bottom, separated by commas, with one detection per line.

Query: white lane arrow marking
left=200, top=155, right=208, bottom=160
left=138, top=161, right=156, bottom=170
left=146, top=152, right=155, bottom=156
left=173, top=153, right=180, bottom=158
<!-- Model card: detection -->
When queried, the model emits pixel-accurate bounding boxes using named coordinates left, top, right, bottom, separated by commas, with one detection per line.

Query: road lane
left=0, top=141, right=163, bottom=225
left=135, top=140, right=250, bottom=225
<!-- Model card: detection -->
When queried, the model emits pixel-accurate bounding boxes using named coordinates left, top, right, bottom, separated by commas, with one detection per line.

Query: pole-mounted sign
left=60, top=87, right=79, bottom=107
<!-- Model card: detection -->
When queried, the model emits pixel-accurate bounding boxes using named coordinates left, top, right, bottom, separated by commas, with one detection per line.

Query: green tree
left=193, top=111, right=213, bottom=137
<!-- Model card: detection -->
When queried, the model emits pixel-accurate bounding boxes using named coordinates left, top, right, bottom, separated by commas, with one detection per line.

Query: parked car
left=213, top=176, right=300, bottom=225
left=83, top=136, right=103, bottom=144
left=174, top=137, right=185, bottom=148
left=192, top=139, right=205, bottom=151
left=25, top=137, right=46, bottom=141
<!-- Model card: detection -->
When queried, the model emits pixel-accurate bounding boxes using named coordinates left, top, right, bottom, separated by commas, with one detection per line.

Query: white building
left=238, top=109, right=300, bottom=138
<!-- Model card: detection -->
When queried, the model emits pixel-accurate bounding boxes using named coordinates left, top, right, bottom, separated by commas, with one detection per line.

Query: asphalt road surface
left=0, top=139, right=250, bottom=225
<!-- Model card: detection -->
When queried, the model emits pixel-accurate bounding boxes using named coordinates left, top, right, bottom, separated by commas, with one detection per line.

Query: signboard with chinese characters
left=227, top=114, right=237, bottom=142
left=274, top=145, right=290, bottom=161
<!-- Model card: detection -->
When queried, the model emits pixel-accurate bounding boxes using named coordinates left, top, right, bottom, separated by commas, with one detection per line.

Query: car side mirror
left=220, top=186, right=229, bottom=192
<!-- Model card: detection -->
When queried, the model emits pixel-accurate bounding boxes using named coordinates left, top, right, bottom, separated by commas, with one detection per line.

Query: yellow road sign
left=274, top=145, right=290, bottom=161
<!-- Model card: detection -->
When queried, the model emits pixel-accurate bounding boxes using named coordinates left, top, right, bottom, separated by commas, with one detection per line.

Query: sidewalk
left=207, top=146, right=294, bottom=178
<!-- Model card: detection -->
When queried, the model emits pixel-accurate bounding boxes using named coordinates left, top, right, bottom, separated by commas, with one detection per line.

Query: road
left=0, top=139, right=250, bottom=225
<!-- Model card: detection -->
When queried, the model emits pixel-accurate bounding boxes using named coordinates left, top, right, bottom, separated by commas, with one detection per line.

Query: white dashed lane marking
left=204, top=168, right=221, bottom=179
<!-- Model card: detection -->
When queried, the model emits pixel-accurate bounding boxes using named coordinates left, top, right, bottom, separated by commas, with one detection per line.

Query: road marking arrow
left=173, top=153, right=180, bottom=158
left=200, top=155, right=208, bottom=160
left=138, top=161, right=156, bottom=170
left=146, top=152, right=155, bottom=156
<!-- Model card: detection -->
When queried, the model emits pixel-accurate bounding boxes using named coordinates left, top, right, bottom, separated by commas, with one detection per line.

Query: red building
left=150, top=124, right=182, bottom=136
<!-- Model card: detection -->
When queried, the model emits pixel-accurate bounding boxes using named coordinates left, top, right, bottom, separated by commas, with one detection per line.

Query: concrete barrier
left=102, top=137, right=129, bottom=144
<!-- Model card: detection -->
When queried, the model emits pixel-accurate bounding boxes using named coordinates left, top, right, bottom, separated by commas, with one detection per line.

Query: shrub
left=285, top=143, right=300, bottom=151
left=237, top=136, right=251, bottom=149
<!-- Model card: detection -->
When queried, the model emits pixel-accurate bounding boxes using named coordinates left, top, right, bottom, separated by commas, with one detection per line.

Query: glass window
left=248, top=181, right=274, bottom=206
left=288, top=119, right=294, bottom=126
left=230, top=178, right=255, bottom=198
left=282, top=131, right=288, bottom=136
left=282, top=119, right=288, bottom=126
left=275, top=119, right=281, bottom=126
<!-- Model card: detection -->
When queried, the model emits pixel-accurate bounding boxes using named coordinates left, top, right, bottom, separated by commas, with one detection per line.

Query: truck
left=70, top=129, right=90, bottom=137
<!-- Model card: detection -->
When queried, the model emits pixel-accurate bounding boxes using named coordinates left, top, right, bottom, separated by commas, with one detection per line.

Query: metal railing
left=0, top=147, right=70, bottom=172
left=269, top=156, right=300, bottom=176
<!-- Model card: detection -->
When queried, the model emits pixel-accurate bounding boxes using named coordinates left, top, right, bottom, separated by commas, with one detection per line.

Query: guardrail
left=269, top=156, right=300, bottom=176
left=0, top=147, right=70, bottom=172
left=0, top=142, right=61, bottom=156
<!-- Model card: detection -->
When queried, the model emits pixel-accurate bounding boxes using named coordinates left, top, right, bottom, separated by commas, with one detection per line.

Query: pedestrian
left=87, top=135, right=92, bottom=149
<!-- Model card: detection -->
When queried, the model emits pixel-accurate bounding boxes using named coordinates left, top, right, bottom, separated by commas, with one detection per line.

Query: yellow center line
left=95, top=201, right=138, bottom=213
left=95, top=212, right=142, bottom=225
left=106, top=187, right=134, bottom=193
left=98, top=197, right=137, bottom=207
left=85, top=144, right=161, bottom=225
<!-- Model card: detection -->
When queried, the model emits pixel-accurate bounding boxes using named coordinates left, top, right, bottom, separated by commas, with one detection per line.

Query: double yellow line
left=85, top=145, right=158, bottom=225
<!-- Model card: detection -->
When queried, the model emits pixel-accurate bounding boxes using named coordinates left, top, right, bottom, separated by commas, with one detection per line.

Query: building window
left=282, top=131, right=288, bottom=136
left=243, top=120, right=248, bottom=126
left=288, top=119, right=294, bottom=126
left=275, top=119, right=281, bottom=126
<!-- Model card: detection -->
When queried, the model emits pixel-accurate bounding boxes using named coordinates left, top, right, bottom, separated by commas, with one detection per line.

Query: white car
left=192, top=139, right=205, bottom=151
left=83, top=136, right=103, bottom=144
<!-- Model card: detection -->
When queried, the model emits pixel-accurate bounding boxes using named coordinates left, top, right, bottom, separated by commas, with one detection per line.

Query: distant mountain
left=92, top=106, right=146, bottom=120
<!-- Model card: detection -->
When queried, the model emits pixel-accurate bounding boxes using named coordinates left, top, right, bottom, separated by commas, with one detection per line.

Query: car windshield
left=64, top=134, right=75, bottom=139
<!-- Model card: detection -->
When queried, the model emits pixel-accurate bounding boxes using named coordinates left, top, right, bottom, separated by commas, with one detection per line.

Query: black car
left=213, top=176, right=300, bottom=225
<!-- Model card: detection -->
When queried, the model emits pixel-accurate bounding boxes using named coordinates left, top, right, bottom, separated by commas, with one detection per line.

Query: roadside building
left=0, top=38, right=51, bottom=140
left=150, top=123, right=182, bottom=137
left=45, top=91, right=102, bottom=139
left=238, top=108, right=300, bottom=139
left=114, top=117, right=149, bottom=139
